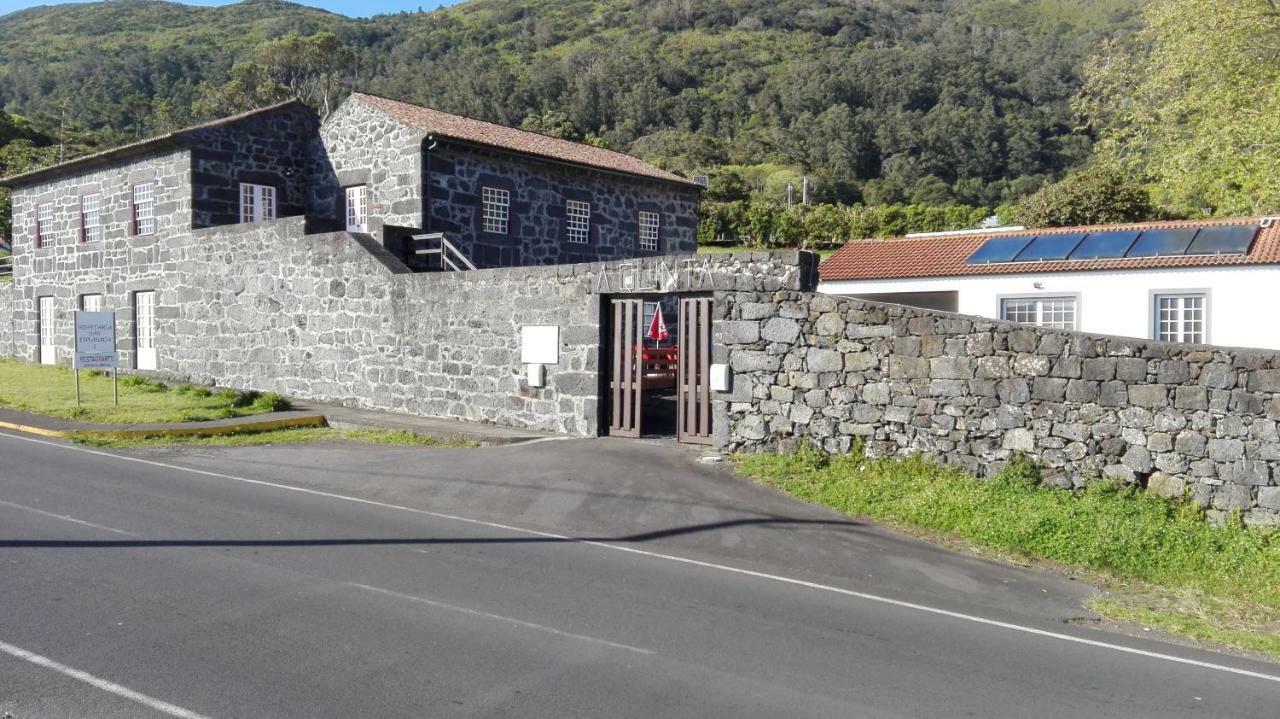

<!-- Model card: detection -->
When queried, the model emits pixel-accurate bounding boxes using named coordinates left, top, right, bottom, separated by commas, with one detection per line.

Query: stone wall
left=0, top=281, right=12, bottom=357
left=7, top=147, right=193, bottom=364
left=427, top=142, right=700, bottom=269
left=1, top=210, right=811, bottom=436
left=190, top=103, right=318, bottom=228
left=714, top=290, right=1280, bottom=525
left=310, top=98, right=424, bottom=230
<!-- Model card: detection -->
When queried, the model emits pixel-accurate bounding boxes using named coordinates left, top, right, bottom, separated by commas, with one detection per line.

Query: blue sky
left=0, top=0, right=456, bottom=19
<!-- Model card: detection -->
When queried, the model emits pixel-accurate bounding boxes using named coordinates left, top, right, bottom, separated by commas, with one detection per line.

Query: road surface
left=0, top=431, right=1276, bottom=717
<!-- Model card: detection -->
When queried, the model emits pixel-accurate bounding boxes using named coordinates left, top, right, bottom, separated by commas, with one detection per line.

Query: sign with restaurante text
left=74, top=311, right=118, bottom=369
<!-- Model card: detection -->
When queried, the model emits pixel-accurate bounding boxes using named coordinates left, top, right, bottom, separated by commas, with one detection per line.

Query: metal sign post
left=74, top=310, right=119, bottom=407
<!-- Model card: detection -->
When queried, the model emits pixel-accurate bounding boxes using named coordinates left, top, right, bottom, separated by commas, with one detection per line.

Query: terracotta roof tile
left=819, top=217, right=1280, bottom=282
left=351, top=93, right=699, bottom=187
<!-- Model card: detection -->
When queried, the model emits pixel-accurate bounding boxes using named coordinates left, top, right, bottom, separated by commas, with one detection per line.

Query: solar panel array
left=963, top=225, right=1260, bottom=266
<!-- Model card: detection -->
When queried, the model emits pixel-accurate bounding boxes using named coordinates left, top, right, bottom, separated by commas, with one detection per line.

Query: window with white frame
left=1000, top=296, right=1077, bottom=330
left=638, top=210, right=660, bottom=251
left=239, top=183, right=276, bottom=224
left=80, top=294, right=103, bottom=312
left=566, top=199, right=590, bottom=244
left=134, top=290, right=157, bottom=370
left=38, top=296, right=55, bottom=365
left=482, top=187, right=510, bottom=235
left=345, top=185, right=368, bottom=232
left=81, top=194, right=102, bottom=243
left=36, top=203, right=53, bottom=248
left=1154, top=293, right=1206, bottom=344
left=133, top=182, right=156, bottom=236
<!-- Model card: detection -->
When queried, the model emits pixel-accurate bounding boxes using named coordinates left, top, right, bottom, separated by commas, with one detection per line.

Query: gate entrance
left=605, top=294, right=712, bottom=442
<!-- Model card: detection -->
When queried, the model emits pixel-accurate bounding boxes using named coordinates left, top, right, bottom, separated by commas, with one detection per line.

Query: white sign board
left=521, top=325, right=559, bottom=365
left=74, top=311, right=118, bottom=369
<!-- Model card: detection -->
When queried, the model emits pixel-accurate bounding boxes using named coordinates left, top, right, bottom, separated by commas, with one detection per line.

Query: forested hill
left=0, top=0, right=1141, bottom=209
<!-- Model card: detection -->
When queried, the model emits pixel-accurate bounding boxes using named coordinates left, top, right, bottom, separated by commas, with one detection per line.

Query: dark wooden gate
left=677, top=296, right=713, bottom=444
left=608, top=298, right=644, bottom=437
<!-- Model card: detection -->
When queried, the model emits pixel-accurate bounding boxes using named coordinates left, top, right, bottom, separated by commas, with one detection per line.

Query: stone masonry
left=714, top=290, right=1280, bottom=525
left=0, top=215, right=809, bottom=436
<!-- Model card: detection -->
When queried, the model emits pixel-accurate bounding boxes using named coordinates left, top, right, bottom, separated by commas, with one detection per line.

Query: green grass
left=0, top=357, right=289, bottom=424
left=736, top=446, right=1280, bottom=658
left=697, top=244, right=839, bottom=260
left=70, top=427, right=477, bottom=449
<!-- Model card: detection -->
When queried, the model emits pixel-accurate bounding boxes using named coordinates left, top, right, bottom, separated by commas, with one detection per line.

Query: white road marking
left=5, top=431, right=1280, bottom=684
left=0, top=498, right=137, bottom=536
left=0, top=638, right=209, bottom=719
left=347, top=582, right=653, bottom=655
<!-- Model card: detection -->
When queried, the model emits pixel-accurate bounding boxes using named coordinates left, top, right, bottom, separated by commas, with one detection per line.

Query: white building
left=819, top=217, right=1280, bottom=350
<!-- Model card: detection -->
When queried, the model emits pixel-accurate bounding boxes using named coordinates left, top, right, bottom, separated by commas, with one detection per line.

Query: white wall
left=820, top=265, right=1280, bottom=350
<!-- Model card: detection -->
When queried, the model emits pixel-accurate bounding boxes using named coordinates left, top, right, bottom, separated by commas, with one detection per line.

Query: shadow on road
left=0, top=516, right=862, bottom=549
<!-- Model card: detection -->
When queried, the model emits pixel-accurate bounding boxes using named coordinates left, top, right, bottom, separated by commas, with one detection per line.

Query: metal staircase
left=407, top=233, right=477, bottom=272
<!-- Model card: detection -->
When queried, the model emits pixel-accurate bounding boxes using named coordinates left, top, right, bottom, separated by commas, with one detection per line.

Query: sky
left=0, top=0, right=456, bottom=19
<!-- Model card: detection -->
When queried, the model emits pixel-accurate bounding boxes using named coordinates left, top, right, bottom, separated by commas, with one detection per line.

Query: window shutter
left=78, top=199, right=85, bottom=243
left=128, top=187, right=137, bottom=236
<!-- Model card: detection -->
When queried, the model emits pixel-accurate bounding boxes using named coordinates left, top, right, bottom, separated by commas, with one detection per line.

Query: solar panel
left=1014, top=233, right=1087, bottom=262
left=1069, top=231, right=1140, bottom=260
left=1186, top=225, right=1258, bottom=256
left=964, top=236, right=1033, bottom=265
left=1126, top=228, right=1199, bottom=257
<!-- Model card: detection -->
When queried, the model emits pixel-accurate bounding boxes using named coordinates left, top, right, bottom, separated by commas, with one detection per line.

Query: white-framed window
left=81, top=194, right=102, bottom=243
left=36, top=202, right=53, bottom=248
left=482, top=186, right=510, bottom=235
left=344, top=185, right=368, bottom=233
left=134, top=290, right=157, bottom=370
left=38, top=296, right=55, bottom=365
left=1000, top=296, right=1077, bottom=330
left=566, top=199, right=590, bottom=244
left=239, top=183, right=276, bottom=224
left=133, top=182, right=156, bottom=236
left=80, top=294, right=103, bottom=312
left=638, top=210, right=660, bottom=251
left=1154, top=293, right=1207, bottom=344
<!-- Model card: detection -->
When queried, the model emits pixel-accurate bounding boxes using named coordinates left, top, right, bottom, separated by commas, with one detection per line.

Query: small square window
left=240, top=183, right=276, bottom=224
left=81, top=194, right=102, bottom=243
left=133, top=183, right=156, bottom=236
left=566, top=200, right=590, bottom=244
left=1000, top=296, right=1077, bottom=330
left=1154, top=293, right=1206, bottom=344
left=80, top=294, right=103, bottom=312
left=638, top=211, right=660, bottom=251
left=482, top=187, right=510, bottom=235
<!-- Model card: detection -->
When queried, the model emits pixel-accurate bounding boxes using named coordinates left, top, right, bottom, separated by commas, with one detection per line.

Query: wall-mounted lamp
left=1033, top=282, right=1044, bottom=290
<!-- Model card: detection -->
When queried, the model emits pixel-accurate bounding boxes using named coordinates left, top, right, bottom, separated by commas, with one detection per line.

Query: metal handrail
left=410, top=233, right=477, bottom=272
left=0, top=255, right=12, bottom=276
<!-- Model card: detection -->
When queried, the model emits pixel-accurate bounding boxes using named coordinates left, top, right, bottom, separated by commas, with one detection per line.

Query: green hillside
left=0, top=0, right=1142, bottom=209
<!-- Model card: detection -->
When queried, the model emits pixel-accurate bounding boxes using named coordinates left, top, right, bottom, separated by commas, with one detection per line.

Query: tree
left=1076, top=0, right=1280, bottom=216
left=194, top=33, right=355, bottom=119
left=1013, top=165, right=1155, bottom=228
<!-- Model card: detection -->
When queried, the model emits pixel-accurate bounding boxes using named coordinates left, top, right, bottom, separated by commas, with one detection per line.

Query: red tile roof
left=351, top=93, right=699, bottom=188
left=819, top=217, right=1280, bottom=282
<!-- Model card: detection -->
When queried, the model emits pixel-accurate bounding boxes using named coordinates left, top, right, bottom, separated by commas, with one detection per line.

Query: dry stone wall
left=714, top=290, right=1280, bottom=525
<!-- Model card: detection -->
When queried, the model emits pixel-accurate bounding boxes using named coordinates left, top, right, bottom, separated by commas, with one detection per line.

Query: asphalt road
left=1, top=430, right=1277, bottom=718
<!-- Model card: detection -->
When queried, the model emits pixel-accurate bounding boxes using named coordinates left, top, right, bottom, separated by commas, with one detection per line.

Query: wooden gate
left=677, top=296, right=713, bottom=444
left=608, top=298, right=644, bottom=437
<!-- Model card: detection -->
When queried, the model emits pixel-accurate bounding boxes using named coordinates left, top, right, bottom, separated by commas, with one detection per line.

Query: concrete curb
left=0, top=414, right=328, bottom=440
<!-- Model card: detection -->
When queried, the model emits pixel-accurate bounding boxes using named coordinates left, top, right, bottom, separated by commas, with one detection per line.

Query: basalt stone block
left=1082, top=357, right=1117, bottom=381
left=1127, top=384, right=1168, bottom=408
left=717, top=320, right=760, bottom=344
left=1200, top=362, right=1237, bottom=389
left=1013, top=353, right=1051, bottom=376
left=1115, top=358, right=1149, bottom=382
left=1212, top=484, right=1253, bottom=511
left=975, top=356, right=1012, bottom=378
left=807, top=347, right=843, bottom=372
left=761, top=317, right=800, bottom=343
left=1174, top=385, right=1208, bottom=411
left=1031, top=377, right=1068, bottom=401
left=1065, top=379, right=1099, bottom=403
left=888, top=355, right=929, bottom=379
left=1223, top=460, right=1270, bottom=486
left=1207, top=437, right=1245, bottom=462
left=930, top=356, right=974, bottom=380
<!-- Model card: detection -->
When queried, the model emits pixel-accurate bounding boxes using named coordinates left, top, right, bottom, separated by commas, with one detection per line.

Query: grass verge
left=735, top=446, right=1280, bottom=659
left=69, top=427, right=477, bottom=449
left=0, top=357, right=288, bottom=423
